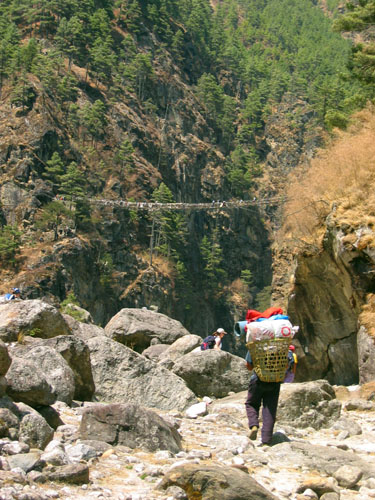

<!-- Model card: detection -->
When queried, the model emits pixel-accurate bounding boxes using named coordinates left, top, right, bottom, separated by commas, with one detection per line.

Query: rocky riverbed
left=1, top=384, right=375, bottom=500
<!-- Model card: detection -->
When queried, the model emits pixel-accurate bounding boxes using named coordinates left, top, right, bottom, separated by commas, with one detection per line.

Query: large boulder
left=62, top=314, right=105, bottom=339
left=6, top=357, right=56, bottom=407
left=157, top=464, right=278, bottom=499
left=158, top=334, right=203, bottom=368
left=39, top=336, right=95, bottom=401
left=9, top=345, right=75, bottom=405
left=171, top=350, right=249, bottom=398
left=87, top=336, right=198, bottom=411
left=19, top=412, right=54, bottom=449
left=142, top=343, right=169, bottom=362
left=0, top=340, right=11, bottom=375
left=79, top=403, right=182, bottom=453
left=0, top=300, right=71, bottom=342
left=278, top=380, right=341, bottom=429
left=267, top=441, right=375, bottom=478
left=104, top=308, right=190, bottom=352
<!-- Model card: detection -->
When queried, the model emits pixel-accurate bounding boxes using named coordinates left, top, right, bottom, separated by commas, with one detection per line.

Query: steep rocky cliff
left=273, top=110, right=375, bottom=385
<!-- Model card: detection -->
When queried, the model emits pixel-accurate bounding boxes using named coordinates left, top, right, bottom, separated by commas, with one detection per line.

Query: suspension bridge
left=85, top=196, right=287, bottom=211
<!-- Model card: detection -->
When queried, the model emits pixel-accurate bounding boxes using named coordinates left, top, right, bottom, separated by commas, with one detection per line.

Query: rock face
left=0, top=300, right=71, bottom=342
left=104, top=308, right=190, bottom=353
left=79, top=403, right=182, bottom=453
left=87, top=336, right=198, bottom=410
left=158, top=464, right=279, bottom=499
left=171, top=350, right=249, bottom=398
left=287, top=239, right=360, bottom=385
left=278, top=380, right=341, bottom=429
left=357, top=325, right=375, bottom=384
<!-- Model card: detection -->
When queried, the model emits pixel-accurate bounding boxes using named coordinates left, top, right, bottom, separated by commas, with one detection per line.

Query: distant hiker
left=284, top=345, right=297, bottom=383
left=200, top=328, right=227, bottom=351
left=0, top=287, right=21, bottom=303
left=244, top=349, right=284, bottom=446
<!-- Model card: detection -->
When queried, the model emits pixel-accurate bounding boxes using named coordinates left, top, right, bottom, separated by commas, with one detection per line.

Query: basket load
left=243, top=307, right=299, bottom=383
left=245, top=307, right=299, bottom=342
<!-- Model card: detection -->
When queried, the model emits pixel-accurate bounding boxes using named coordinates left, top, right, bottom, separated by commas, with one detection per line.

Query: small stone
left=333, top=465, right=363, bottom=488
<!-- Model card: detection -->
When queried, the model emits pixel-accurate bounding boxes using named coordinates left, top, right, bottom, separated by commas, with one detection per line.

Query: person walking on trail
left=284, top=345, right=297, bottom=383
left=244, top=350, right=282, bottom=446
left=200, top=328, right=227, bottom=351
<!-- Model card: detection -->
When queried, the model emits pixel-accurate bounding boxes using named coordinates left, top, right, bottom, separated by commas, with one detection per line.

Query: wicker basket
left=246, top=337, right=290, bottom=382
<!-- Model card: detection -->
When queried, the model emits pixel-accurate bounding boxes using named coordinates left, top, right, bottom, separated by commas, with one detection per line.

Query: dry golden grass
left=279, top=107, right=375, bottom=248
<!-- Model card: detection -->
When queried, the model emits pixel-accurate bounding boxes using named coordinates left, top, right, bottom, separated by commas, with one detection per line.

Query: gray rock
left=332, top=416, right=362, bottom=436
left=79, top=403, right=182, bottom=453
left=6, top=357, right=56, bottom=407
left=142, top=343, right=169, bottom=361
left=38, top=335, right=95, bottom=401
left=278, top=380, right=341, bottom=429
left=37, top=406, right=64, bottom=430
left=165, top=485, right=188, bottom=499
left=357, top=325, right=375, bottom=384
left=320, top=494, right=340, bottom=500
left=185, top=402, right=208, bottom=419
left=18, top=345, right=75, bottom=405
left=344, top=399, right=375, bottom=411
left=0, top=299, right=71, bottom=342
left=77, top=439, right=112, bottom=455
left=267, top=441, right=375, bottom=478
left=44, top=463, right=89, bottom=484
left=2, top=441, right=29, bottom=455
left=19, top=412, right=54, bottom=449
left=172, top=350, right=249, bottom=398
left=0, top=408, right=20, bottom=437
left=158, top=335, right=203, bottom=367
left=65, top=443, right=97, bottom=462
left=157, top=463, right=278, bottom=499
left=333, top=464, right=363, bottom=488
left=62, top=314, right=105, bottom=339
left=0, top=469, right=27, bottom=483
left=87, top=336, right=197, bottom=411
left=41, top=446, right=70, bottom=466
left=0, top=340, right=11, bottom=376
left=7, top=451, right=44, bottom=473
left=104, top=308, right=190, bottom=352
left=0, top=376, right=6, bottom=398
left=62, top=304, right=94, bottom=324
left=27, top=470, right=47, bottom=483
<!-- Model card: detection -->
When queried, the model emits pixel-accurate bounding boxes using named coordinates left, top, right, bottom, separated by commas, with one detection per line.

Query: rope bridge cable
left=0, top=196, right=288, bottom=211
left=85, top=196, right=288, bottom=211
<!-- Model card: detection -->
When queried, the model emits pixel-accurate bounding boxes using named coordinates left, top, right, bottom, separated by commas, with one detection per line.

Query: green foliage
left=240, top=269, right=253, bottom=288
left=79, top=100, right=107, bottom=143
left=0, top=225, right=22, bottom=266
left=99, top=252, right=114, bottom=288
left=35, top=201, right=73, bottom=241
left=59, top=162, right=86, bottom=199
left=200, top=228, right=227, bottom=292
left=115, top=139, right=135, bottom=178
left=255, top=285, right=272, bottom=311
left=151, top=183, right=189, bottom=260
left=43, top=152, right=65, bottom=185
left=61, top=292, right=87, bottom=322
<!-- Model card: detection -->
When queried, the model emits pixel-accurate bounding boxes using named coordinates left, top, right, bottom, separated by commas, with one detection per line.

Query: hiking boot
left=258, top=442, right=270, bottom=447
left=249, top=426, right=258, bottom=440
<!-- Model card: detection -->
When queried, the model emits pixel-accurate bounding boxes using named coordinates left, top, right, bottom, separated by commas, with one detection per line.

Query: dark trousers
left=245, top=374, right=281, bottom=444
